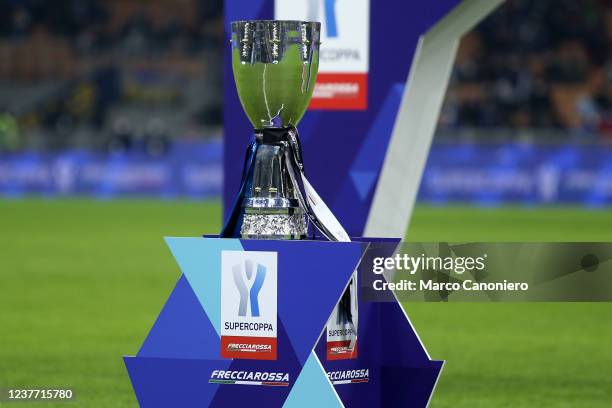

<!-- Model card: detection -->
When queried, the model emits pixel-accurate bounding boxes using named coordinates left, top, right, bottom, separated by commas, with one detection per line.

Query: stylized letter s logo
left=232, top=260, right=266, bottom=317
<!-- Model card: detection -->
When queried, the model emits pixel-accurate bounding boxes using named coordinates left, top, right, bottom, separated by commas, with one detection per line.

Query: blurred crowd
left=0, top=0, right=223, bottom=153
left=3, top=0, right=612, bottom=152
left=439, top=0, right=612, bottom=138
left=0, top=0, right=222, bottom=56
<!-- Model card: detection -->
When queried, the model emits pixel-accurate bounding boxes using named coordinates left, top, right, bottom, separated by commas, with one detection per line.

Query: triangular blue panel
left=165, top=237, right=243, bottom=336
left=350, top=83, right=405, bottom=174
left=138, top=275, right=220, bottom=360
left=349, top=170, right=378, bottom=201
left=381, top=302, right=433, bottom=365
left=124, top=356, right=231, bottom=407
left=284, top=352, right=342, bottom=408
left=337, top=84, right=407, bottom=224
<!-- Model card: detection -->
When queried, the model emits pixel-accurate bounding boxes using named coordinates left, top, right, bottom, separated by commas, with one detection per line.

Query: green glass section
left=232, top=44, right=319, bottom=128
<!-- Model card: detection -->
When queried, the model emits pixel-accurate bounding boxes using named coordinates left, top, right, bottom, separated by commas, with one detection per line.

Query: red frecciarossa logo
left=221, top=336, right=277, bottom=360
left=310, top=73, right=368, bottom=110
left=327, top=340, right=358, bottom=360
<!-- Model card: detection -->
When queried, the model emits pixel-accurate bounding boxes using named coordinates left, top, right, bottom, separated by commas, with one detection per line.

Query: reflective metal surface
left=230, top=20, right=320, bottom=128
left=243, top=197, right=300, bottom=208
left=240, top=212, right=307, bottom=240
left=240, top=141, right=307, bottom=239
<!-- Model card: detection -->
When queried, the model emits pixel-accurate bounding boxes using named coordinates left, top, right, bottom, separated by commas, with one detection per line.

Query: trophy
left=222, top=20, right=347, bottom=241
left=222, top=20, right=357, bottom=358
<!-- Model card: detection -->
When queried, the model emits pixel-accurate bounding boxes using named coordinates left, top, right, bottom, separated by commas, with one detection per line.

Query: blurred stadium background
left=0, top=0, right=611, bottom=407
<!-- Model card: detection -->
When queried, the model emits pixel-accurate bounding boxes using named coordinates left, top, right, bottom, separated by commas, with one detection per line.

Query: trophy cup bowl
left=231, top=20, right=320, bottom=128
left=224, top=20, right=321, bottom=240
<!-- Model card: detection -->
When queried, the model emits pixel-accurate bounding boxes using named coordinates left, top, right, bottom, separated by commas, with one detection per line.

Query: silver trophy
left=222, top=20, right=344, bottom=241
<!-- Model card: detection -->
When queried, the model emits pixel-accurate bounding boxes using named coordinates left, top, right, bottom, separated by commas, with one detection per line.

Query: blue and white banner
left=419, top=143, right=612, bottom=206
left=0, top=140, right=222, bottom=198
left=2, top=141, right=612, bottom=206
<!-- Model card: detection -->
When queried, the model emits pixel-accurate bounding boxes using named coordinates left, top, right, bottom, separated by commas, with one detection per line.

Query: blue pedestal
left=124, top=237, right=443, bottom=407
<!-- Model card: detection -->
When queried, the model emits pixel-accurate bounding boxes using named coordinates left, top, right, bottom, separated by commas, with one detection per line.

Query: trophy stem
left=221, top=127, right=308, bottom=240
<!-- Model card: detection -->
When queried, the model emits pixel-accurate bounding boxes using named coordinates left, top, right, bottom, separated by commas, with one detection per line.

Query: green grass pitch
left=0, top=199, right=611, bottom=407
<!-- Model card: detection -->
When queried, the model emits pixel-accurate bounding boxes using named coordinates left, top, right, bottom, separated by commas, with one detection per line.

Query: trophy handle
left=283, top=145, right=347, bottom=242
left=283, top=128, right=351, bottom=242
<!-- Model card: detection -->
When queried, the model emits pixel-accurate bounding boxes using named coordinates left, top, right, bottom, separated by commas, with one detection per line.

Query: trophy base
left=240, top=212, right=307, bottom=240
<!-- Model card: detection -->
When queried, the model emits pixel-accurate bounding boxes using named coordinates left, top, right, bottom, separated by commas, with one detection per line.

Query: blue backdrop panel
left=284, top=352, right=342, bottom=408
left=223, top=0, right=462, bottom=236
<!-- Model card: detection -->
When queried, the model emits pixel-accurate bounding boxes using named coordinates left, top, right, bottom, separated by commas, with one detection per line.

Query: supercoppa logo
left=232, top=259, right=266, bottom=317
left=221, top=250, right=277, bottom=360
